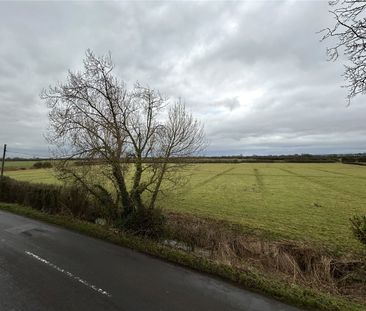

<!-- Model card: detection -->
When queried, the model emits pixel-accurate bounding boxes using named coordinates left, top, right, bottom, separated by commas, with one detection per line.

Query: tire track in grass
left=253, top=168, right=267, bottom=210
left=253, top=168, right=264, bottom=190
left=171, top=167, right=236, bottom=204
left=309, top=167, right=366, bottom=180
left=194, top=167, right=235, bottom=188
left=279, top=167, right=366, bottom=200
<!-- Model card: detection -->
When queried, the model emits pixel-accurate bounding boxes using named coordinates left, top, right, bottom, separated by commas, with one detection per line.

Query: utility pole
left=1, top=144, right=6, bottom=180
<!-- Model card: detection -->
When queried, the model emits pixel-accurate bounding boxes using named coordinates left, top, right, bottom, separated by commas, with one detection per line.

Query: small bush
left=350, top=215, right=366, bottom=245
left=32, top=161, right=53, bottom=169
left=119, top=207, right=166, bottom=239
left=0, top=176, right=98, bottom=221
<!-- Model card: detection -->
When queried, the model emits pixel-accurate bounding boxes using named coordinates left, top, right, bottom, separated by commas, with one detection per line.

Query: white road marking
left=25, top=251, right=112, bottom=297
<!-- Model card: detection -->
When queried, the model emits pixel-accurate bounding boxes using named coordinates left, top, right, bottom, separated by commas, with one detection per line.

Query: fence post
left=1, top=144, right=7, bottom=180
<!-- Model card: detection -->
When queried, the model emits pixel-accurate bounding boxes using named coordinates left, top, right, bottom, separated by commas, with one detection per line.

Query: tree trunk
left=149, top=162, right=167, bottom=209
left=131, top=155, right=144, bottom=210
left=112, top=165, right=133, bottom=216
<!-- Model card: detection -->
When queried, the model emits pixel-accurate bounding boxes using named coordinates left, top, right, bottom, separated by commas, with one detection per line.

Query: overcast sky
left=0, top=0, right=365, bottom=157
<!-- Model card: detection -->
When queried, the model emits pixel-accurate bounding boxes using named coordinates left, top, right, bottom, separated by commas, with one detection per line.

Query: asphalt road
left=0, top=210, right=302, bottom=311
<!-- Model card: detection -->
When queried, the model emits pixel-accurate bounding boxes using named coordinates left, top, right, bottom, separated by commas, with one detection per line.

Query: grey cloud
left=213, top=97, right=240, bottom=111
left=0, top=0, right=364, bottom=157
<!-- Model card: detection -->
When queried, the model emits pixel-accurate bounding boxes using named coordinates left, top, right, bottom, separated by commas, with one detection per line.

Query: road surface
left=0, top=210, right=301, bottom=311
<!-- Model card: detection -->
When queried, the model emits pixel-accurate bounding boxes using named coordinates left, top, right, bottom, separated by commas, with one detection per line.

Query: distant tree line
left=5, top=153, right=366, bottom=164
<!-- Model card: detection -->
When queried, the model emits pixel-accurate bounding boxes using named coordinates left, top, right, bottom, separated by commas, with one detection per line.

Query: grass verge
left=0, top=202, right=364, bottom=311
left=7, top=163, right=366, bottom=254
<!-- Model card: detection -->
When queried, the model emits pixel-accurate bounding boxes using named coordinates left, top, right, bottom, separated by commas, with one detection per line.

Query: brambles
left=118, top=207, right=166, bottom=239
left=350, top=216, right=366, bottom=246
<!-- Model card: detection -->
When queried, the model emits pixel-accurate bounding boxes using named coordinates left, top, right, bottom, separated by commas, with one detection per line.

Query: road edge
left=0, top=202, right=363, bottom=311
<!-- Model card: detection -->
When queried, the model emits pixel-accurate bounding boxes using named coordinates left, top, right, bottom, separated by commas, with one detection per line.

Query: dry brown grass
left=165, top=212, right=366, bottom=303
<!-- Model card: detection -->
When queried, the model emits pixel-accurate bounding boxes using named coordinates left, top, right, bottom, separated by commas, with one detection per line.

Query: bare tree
left=321, top=0, right=366, bottom=103
left=42, top=50, right=204, bottom=219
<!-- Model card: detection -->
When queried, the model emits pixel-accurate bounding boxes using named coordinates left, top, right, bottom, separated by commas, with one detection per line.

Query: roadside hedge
left=0, top=202, right=365, bottom=311
left=0, top=176, right=98, bottom=221
left=1, top=176, right=366, bottom=310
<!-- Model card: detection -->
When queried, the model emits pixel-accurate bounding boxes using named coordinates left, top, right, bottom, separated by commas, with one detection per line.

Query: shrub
left=0, top=177, right=166, bottom=238
left=0, top=176, right=98, bottom=221
left=32, top=161, right=53, bottom=169
left=350, top=215, right=366, bottom=245
left=119, top=207, right=166, bottom=239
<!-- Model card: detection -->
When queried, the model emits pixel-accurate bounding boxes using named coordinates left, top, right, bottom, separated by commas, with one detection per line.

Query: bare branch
left=321, top=0, right=366, bottom=103
left=42, top=50, right=205, bottom=218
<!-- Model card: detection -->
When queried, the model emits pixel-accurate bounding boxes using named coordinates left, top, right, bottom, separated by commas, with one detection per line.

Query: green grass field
left=4, top=161, right=37, bottom=169
left=4, top=162, right=366, bottom=254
